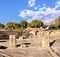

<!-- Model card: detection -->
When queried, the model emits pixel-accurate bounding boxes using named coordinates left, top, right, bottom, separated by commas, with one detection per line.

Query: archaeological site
left=0, top=27, right=60, bottom=57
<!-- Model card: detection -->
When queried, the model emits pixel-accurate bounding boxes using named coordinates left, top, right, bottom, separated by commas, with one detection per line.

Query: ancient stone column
left=12, top=35, right=16, bottom=47
left=9, top=35, right=13, bottom=48
left=42, top=31, right=50, bottom=49
left=9, top=35, right=16, bottom=48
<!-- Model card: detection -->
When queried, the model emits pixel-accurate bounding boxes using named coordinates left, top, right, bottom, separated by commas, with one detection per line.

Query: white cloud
left=34, top=7, right=38, bottom=10
left=25, top=10, right=34, bottom=16
left=39, top=7, right=46, bottom=11
left=42, top=17, right=56, bottom=25
left=54, top=1, right=60, bottom=9
left=18, top=8, right=60, bottom=24
left=27, top=16, right=41, bottom=22
left=18, top=0, right=60, bottom=24
left=18, top=10, right=26, bottom=18
left=54, top=5, right=59, bottom=9
left=34, top=5, right=40, bottom=10
left=18, top=10, right=34, bottom=18
left=56, top=1, right=60, bottom=5
left=28, top=0, right=36, bottom=7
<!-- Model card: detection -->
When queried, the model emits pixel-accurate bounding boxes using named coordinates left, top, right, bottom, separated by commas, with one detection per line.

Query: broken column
left=12, top=35, right=16, bottom=47
left=9, top=35, right=13, bottom=48
left=9, top=35, right=16, bottom=48
left=42, top=31, right=50, bottom=49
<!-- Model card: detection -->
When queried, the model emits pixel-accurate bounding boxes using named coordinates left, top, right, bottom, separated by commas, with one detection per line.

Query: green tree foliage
left=55, top=16, right=60, bottom=28
left=20, top=20, right=27, bottom=28
left=49, top=16, right=60, bottom=30
left=0, top=23, right=5, bottom=29
left=27, top=22, right=31, bottom=27
left=31, top=20, right=44, bottom=28
left=49, top=24, right=56, bottom=30
left=5, top=22, right=21, bottom=30
left=5, top=22, right=14, bottom=30
left=12, top=22, right=21, bottom=29
left=2, top=17, right=60, bottom=30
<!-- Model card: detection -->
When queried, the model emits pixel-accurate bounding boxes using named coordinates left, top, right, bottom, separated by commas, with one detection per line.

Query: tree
left=31, top=20, right=44, bottom=28
left=49, top=16, right=60, bottom=30
left=20, top=20, right=27, bottom=28
left=0, top=23, right=5, bottom=29
left=12, top=22, right=21, bottom=29
left=49, top=24, right=56, bottom=30
left=5, top=22, right=21, bottom=30
left=5, top=22, right=14, bottom=30
left=55, top=16, right=60, bottom=28
left=27, top=22, right=31, bottom=27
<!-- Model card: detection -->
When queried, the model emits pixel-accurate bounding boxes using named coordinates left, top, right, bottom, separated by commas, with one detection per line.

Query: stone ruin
left=0, top=28, right=60, bottom=57
left=0, top=27, right=53, bottom=49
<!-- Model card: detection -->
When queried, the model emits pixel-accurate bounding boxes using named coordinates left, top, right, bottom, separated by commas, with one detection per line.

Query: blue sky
left=0, top=0, right=60, bottom=24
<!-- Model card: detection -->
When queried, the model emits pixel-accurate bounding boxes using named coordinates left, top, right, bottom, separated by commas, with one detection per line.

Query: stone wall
left=50, top=30, right=60, bottom=38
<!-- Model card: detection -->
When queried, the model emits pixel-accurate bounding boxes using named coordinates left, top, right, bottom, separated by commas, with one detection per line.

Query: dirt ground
left=0, top=38, right=60, bottom=57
